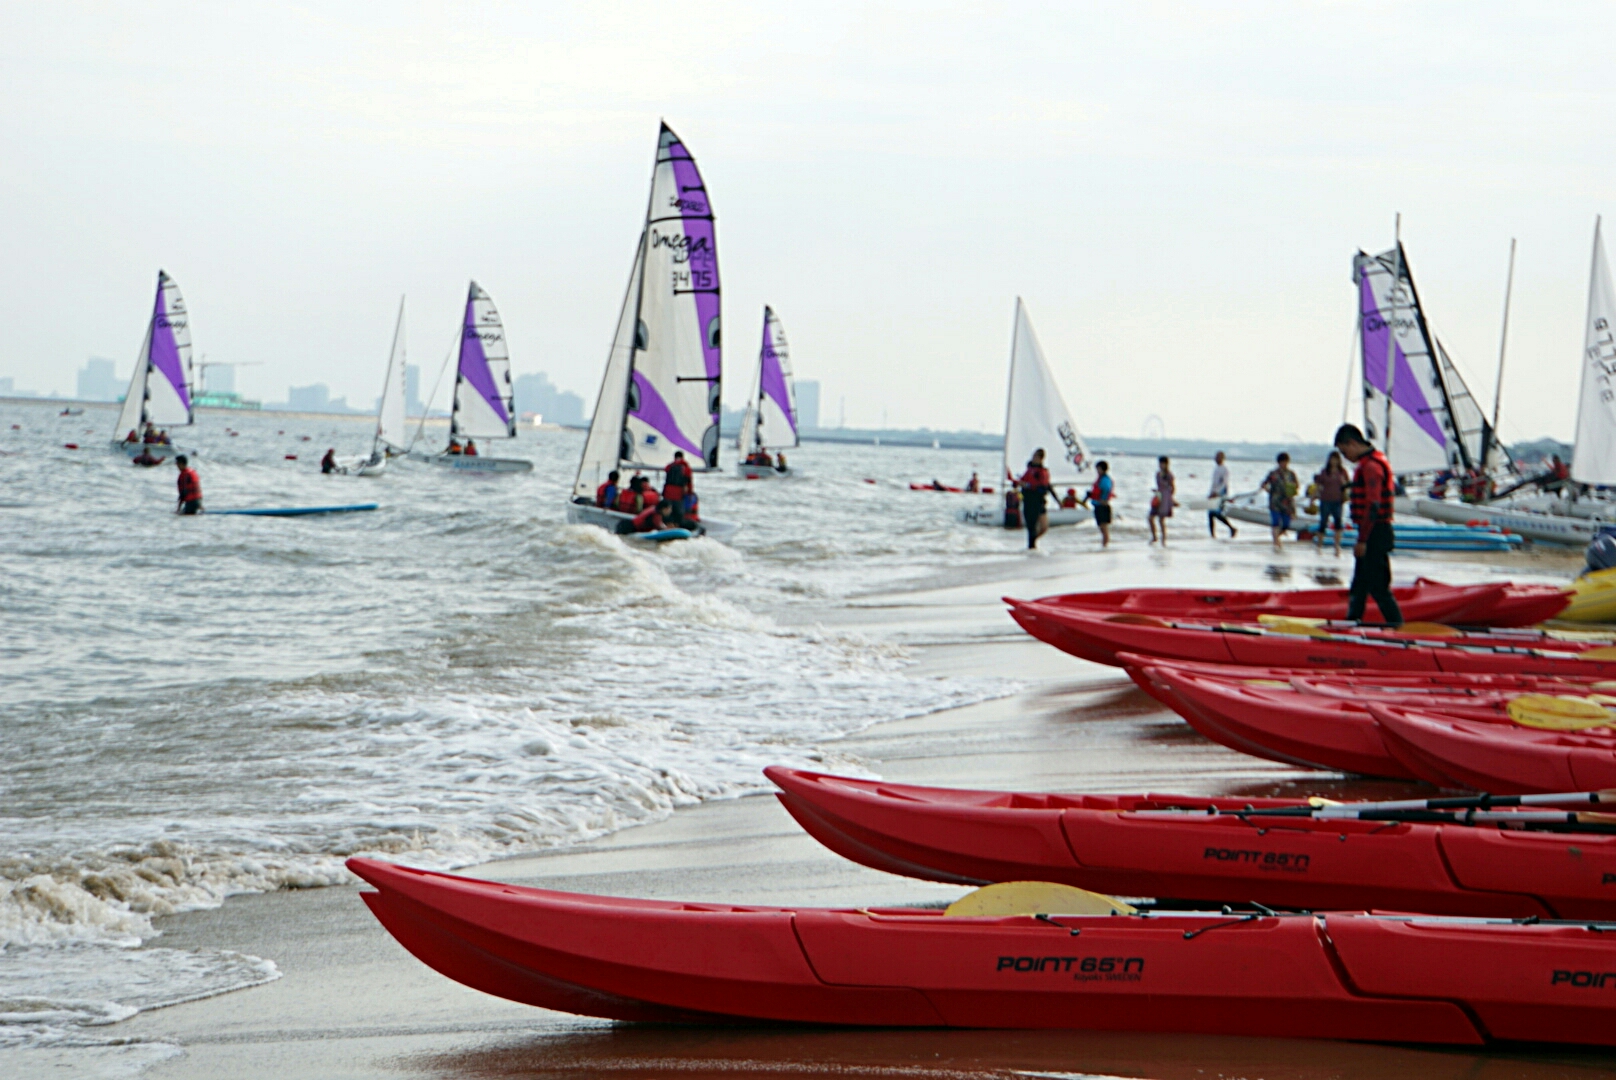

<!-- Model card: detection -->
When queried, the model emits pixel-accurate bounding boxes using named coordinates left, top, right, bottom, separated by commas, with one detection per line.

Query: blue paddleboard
left=633, top=528, right=694, bottom=543
left=210, top=503, right=379, bottom=517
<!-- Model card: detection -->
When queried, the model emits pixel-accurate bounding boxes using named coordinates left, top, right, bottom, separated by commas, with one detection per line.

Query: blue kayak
left=210, top=503, right=379, bottom=517
left=632, top=528, right=694, bottom=543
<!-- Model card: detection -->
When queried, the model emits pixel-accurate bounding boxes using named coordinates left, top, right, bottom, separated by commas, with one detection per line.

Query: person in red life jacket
left=1335, top=423, right=1402, bottom=626
left=1082, top=460, right=1114, bottom=548
left=595, top=470, right=621, bottom=509
left=633, top=499, right=671, bottom=533
left=464, top=439, right=478, bottom=457
left=1018, top=448, right=1054, bottom=550
left=1002, top=486, right=1022, bottom=529
left=174, top=454, right=203, bottom=515
left=664, top=450, right=693, bottom=504
left=446, top=438, right=463, bottom=455
left=142, top=423, right=158, bottom=444
left=321, top=448, right=338, bottom=474
left=1060, top=488, right=1079, bottom=509
left=683, top=491, right=701, bottom=526
left=125, top=429, right=140, bottom=444
left=617, top=475, right=652, bottom=514
left=132, top=447, right=161, bottom=467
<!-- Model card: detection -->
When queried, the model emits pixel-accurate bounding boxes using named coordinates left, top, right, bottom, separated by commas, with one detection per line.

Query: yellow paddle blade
left=1257, top=614, right=1326, bottom=627
left=1242, top=679, right=1294, bottom=689
left=1507, top=694, right=1616, bottom=731
left=1577, top=646, right=1616, bottom=660
left=1306, top=796, right=1342, bottom=807
left=1543, top=628, right=1616, bottom=644
left=1592, top=681, right=1616, bottom=691
left=1254, top=616, right=1332, bottom=639
left=944, top=881, right=1136, bottom=917
left=1398, top=621, right=1460, bottom=636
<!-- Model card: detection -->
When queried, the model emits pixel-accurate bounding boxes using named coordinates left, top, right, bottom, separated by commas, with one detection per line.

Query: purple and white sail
left=574, top=123, right=722, bottom=497
left=450, top=282, right=516, bottom=441
left=1353, top=246, right=1467, bottom=475
left=113, top=270, right=194, bottom=441
left=739, top=306, right=797, bottom=458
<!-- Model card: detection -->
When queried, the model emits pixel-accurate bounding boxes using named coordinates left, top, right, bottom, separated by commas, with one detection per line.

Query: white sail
left=113, top=270, right=193, bottom=439
left=753, top=306, right=797, bottom=450
left=376, top=296, right=408, bottom=452
left=450, top=282, right=516, bottom=440
left=620, top=123, right=721, bottom=471
left=1353, top=246, right=1451, bottom=475
left=1434, top=338, right=1514, bottom=477
left=573, top=238, right=645, bottom=498
left=1002, top=298, right=1090, bottom=487
left=1574, top=218, right=1616, bottom=486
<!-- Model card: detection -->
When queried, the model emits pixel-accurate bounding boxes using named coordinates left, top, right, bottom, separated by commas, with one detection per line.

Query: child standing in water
left=1148, top=456, right=1175, bottom=544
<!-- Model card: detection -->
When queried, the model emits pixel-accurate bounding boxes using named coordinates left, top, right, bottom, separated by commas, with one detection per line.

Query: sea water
left=0, top=400, right=1284, bottom=1073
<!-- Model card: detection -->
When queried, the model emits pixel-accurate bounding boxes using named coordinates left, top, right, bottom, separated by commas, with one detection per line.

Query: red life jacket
left=633, top=506, right=665, bottom=532
left=663, top=483, right=686, bottom=504
left=616, top=488, right=642, bottom=514
left=177, top=468, right=202, bottom=502
left=595, top=482, right=617, bottom=508
left=666, top=461, right=692, bottom=488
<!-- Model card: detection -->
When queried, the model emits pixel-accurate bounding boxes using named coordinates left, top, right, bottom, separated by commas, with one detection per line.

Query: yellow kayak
left=1561, top=566, right=1616, bottom=623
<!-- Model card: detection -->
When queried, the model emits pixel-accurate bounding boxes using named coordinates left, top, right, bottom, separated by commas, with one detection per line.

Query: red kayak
left=910, top=482, right=995, bottom=494
left=1126, top=657, right=1616, bottom=779
left=1036, top=580, right=1566, bottom=627
left=1007, top=599, right=1616, bottom=676
left=350, top=856, right=1616, bottom=1045
left=1372, top=704, right=1616, bottom=794
left=767, top=767, right=1616, bottom=919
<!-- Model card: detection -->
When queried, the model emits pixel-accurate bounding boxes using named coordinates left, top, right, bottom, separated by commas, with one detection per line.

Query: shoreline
left=91, top=540, right=1611, bottom=1078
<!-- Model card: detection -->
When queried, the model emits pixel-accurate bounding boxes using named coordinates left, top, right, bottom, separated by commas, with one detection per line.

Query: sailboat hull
left=737, top=463, right=791, bottom=479
left=413, top=453, right=533, bottom=474
left=1413, top=497, right=1602, bottom=545
left=958, top=507, right=1086, bottom=528
left=114, top=440, right=187, bottom=460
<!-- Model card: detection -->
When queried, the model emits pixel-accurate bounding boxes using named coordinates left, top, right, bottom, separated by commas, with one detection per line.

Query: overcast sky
left=3, top=2, right=1612, bottom=442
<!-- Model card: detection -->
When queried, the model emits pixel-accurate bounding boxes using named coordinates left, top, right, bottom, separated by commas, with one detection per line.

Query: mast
left=1382, top=214, right=1401, bottom=459
left=1489, top=237, right=1517, bottom=470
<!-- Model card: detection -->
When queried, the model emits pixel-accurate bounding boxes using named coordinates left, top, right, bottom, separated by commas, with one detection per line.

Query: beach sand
left=117, top=539, right=1616, bottom=1080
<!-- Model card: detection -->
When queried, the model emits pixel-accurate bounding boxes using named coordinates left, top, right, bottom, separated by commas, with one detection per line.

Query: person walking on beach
left=1018, top=448, right=1054, bottom=550
left=1083, top=460, right=1113, bottom=547
left=1148, top=456, right=1175, bottom=544
left=1313, top=451, right=1351, bottom=555
left=1261, top=452, right=1298, bottom=551
left=175, top=455, right=202, bottom=515
left=1335, top=424, right=1403, bottom=626
left=1207, top=451, right=1236, bottom=538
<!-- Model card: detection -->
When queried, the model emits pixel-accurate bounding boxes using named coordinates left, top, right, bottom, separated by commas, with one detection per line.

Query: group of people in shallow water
left=592, top=450, right=703, bottom=533
left=742, top=449, right=788, bottom=471
left=997, top=450, right=1115, bottom=551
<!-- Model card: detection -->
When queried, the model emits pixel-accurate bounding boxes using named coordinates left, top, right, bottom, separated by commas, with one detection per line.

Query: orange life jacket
left=177, top=468, right=202, bottom=502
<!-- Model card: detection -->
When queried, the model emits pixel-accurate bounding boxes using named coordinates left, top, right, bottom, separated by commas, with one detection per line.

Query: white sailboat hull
left=957, top=506, right=1086, bottom=528
left=565, top=501, right=740, bottom=542
left=412, top=452, right=533, bottom=473
left=114, top=440, right=190, bottom=460
left=1412, top=497, right=1606, bottom=545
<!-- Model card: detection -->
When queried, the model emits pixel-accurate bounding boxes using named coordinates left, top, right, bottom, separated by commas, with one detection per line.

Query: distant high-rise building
left=512, top=372, right=585, bottom=426
left=288, top=383, right=331, bottom=412
left=77, top=358, right=122, bottom=401
left=795, top=379, right=821, bottom=431
left=0, top=376, right=14, bottom=395
left=405, top=364, right=422, bottom=416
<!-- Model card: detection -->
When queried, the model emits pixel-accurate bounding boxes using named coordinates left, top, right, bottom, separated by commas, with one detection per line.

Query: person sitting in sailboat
left=446, top=439, right=463, bottom=455
left=464, top=440, right=478, bottom=457
left=125, top=428, right=140, bottom=444
left=1061, top=488, right=1080, bottom=509
left=617, top=475, right=655, bottom=514
left=595, top=470, right=622, bottom=510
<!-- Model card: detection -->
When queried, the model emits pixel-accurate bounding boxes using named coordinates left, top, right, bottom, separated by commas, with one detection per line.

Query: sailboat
left=567, top=123, right=739, bottom=541
left=336, top=297, right=407, bottom=476
left=416, top=282, right=531, bottom=473
left=1412, top=223, right=1616, bottom=544
left=959, top=299, right=1092, bottom=527
left=736, top=306, right=797, bottom=478
left=112, top=270, right=196, bottom=458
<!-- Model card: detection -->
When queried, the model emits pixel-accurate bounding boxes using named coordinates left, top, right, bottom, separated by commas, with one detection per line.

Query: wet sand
left=122, top=539, right=1614, bottom=1079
